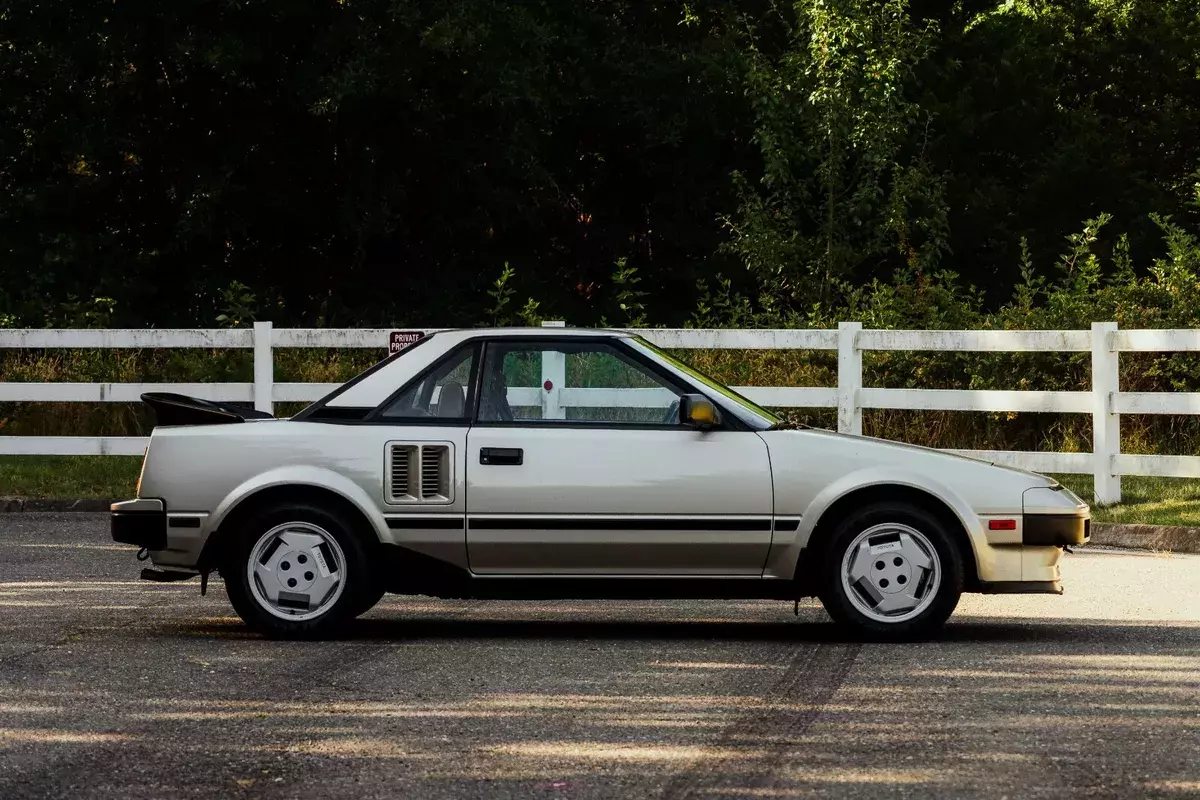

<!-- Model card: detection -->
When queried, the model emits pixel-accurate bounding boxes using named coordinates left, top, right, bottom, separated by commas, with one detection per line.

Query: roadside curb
left=1090, top=523, right=1200, bottom=555
left=0, top=498, right=112, bottom=513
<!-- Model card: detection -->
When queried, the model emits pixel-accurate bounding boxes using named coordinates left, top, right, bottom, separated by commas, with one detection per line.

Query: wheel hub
left=870, top=553, right=912, bottom=594
left=273, top=548, right=324, bottom=593
left=246, top=522, right=346, bottom=622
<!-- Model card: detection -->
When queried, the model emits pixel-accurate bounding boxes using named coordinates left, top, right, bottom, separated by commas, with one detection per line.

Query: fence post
left=1091, top=321, right=1120, bottom=505
left=838, top=321, right=863, bottom=435
left=540, top=320, right=566, bottom=419
left=253, top=320, right=274, bottom=416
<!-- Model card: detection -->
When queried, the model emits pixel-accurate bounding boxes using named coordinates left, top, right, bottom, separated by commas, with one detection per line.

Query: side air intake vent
left=420, top=445, right=450, bottom=500
left=385, top=441, right=453, bottom=504
left=388, top=445, right=417, bottom=502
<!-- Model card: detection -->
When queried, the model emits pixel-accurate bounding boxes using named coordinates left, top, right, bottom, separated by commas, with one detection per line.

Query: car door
left=465, top=338, right=774, bottom=575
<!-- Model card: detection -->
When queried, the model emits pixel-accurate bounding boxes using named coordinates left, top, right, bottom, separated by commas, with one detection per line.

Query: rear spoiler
left=141, top=393, right=275, bottom=427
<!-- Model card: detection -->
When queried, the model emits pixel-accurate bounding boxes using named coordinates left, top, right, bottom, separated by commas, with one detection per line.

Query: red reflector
left=988, top=519, right=1017, bottom=531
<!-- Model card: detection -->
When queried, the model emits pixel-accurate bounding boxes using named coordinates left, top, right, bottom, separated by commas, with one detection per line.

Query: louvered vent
left=385, top=441, right=452, bottom=504
left=388, top=445, right=417, bottom=501
left=420, top=445, right=449, bottom=500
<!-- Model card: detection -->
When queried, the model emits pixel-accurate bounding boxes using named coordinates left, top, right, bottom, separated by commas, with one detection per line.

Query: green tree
left=726, top=0, right=946, bottom=303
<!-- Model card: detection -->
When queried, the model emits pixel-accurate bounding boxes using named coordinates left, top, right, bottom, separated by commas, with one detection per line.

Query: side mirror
left=680, top=394, right=721, bottom=429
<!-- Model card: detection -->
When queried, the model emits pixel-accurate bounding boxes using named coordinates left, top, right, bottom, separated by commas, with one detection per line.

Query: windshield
left=630, top=336, right=780, bottom=426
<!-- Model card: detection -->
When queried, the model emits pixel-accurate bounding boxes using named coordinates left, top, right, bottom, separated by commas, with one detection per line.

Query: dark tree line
left=3, top=0, right=1199, bottom=329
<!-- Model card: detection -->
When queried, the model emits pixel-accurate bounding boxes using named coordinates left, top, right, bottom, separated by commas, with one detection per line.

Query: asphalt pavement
left=1, top=513, right=1198, bottom=799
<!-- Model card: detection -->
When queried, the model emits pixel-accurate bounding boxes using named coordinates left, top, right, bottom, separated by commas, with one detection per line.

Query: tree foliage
left=726, top=0, right=947, bottom=302
left=2, top=0, right=1200, bottom=328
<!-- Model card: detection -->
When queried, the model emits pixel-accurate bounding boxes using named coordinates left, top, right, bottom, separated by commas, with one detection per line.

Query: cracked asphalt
left=1, top=513, right=1199, bottom=799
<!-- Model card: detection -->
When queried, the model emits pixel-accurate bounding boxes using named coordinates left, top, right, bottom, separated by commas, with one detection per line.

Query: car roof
left=425, top=327, right=635, bottom=347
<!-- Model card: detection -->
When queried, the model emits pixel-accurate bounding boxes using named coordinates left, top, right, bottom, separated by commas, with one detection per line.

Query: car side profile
left=111, top=327, right=1090, bottom=640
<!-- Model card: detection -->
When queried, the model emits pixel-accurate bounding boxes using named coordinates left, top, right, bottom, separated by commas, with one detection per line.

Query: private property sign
left=388, top=330, right=425, bottom=355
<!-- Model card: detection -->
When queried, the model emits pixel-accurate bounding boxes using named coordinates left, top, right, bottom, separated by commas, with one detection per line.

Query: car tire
left=816, top=502, right=964, bottom=641
left=221, top=502, right=376, bottom=639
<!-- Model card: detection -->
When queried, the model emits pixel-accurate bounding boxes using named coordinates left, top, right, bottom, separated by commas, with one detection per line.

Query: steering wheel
left=662, top=398, right=680, bottom=425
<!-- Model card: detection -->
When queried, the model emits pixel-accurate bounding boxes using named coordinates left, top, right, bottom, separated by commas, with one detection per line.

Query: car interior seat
left=437, top=380, right=466, bottom=418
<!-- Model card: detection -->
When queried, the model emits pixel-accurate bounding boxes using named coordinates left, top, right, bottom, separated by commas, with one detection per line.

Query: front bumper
left=111, top=498, right=167, bottom=550
left=1023, top=514, right=1090, bottom=546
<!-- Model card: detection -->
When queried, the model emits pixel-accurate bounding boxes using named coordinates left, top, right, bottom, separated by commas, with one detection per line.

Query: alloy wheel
left=839, top=522, right=942, bottom=624
left=246, top=521, right=347, bottom=622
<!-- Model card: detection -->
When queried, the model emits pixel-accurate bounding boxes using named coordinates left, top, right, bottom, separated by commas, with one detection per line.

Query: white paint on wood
left=1115, top=454, right=1200, bottom=479
left=860, top=388, right=1091, bottom=413
left=541, top=348, right=566, bottom=420
left=1113, top=392, right=1200, bottom=415
left=0, top=436, right=149, bottom=456
left=858, top=329, right=1091, bottom=352
left=0, top=383, right=254, bottom=403
left=0, top=329, right=252, bottom=349
left=272, top=328, right=451, bottom=348
left=837, top=322, right=863, bottom=435
left=1113, top=329, right=1200, bottom=352
left=253, top=321, right=274, bottom=415
left=633, top=328, right=838, bottom=350
left=1091, top=322, right=1121, bottom=505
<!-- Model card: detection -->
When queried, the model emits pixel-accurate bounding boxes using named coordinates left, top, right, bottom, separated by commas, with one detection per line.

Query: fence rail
left=4, top=320, right=1200, bottom=504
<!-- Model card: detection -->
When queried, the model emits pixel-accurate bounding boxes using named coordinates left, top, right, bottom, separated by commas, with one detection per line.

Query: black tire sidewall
left=222, top=503, right=374, bottom=639
left=817, top=502, right=964, bottom=641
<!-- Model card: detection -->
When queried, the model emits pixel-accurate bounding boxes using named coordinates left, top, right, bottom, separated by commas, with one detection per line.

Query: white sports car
left=112, top=327, right=1090, bottom=639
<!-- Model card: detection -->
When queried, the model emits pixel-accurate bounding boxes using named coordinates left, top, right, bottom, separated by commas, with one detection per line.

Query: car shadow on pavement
left=171, top=612, right=1200, bottom=648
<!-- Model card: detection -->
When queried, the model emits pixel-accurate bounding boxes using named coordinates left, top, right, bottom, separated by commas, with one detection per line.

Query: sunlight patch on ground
left=18, top=544, right=137, bottom=551
left=264, top=737, right=438, bottom=759
left=956, top=550, right=1200, bottom=622
left=779, top=767, right=944, bottom=785
left=0, top=728, right=133, bottom=744
left=485, top=741, right=766, bottom=763
left=1144, top=781, right=1200, bottom=792
left=649, top=661, right=786, bottom=670
left=0, top=704, right=64, bottom=714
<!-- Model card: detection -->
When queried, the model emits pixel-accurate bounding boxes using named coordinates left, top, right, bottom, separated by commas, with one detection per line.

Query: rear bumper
left=1023, top=514, right=1090, bottom=546
left=111, top=498, right=167, bottom=550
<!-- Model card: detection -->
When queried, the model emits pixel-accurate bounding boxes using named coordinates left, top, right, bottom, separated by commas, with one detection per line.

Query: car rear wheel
left=817, top=503, right=963, bottom=641
left=222, top=503, right=374, bottom=638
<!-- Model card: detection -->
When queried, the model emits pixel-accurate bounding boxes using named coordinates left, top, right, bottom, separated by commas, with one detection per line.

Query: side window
left=378, top=345, right=476, bottom=420
left=478, top=341, right=683, bottom=425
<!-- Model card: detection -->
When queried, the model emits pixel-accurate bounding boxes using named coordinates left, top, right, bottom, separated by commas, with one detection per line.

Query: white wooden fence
left=3, top=320, right=1200, bottom=505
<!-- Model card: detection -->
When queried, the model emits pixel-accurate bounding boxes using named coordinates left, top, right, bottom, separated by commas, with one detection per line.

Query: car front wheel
left=817, top=503, right=963, bottom=640
left=222, top=503, right=373, bottom=638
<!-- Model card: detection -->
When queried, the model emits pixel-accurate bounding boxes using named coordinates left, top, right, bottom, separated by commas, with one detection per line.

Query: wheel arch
left=788, top=480, right=981, bottom=593
left=198, top=469, right=387, bottom=570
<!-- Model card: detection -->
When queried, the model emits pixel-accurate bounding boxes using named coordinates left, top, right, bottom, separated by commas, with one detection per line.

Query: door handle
left=480, top=447, right=523, bottom=466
